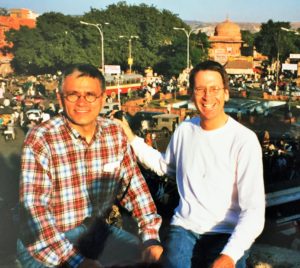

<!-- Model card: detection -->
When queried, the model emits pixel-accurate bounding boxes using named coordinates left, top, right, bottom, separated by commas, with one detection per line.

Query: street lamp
left=119, top=35, right=139, bottom=73
left=80, top=20, right=109, bottom=72
left=281, top=27, right=300, bottom=35
left=173, top=27, right=200, bottom=70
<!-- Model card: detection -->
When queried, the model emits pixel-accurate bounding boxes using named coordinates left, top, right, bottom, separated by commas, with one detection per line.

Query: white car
left=26, top=109, right=42, bottom=122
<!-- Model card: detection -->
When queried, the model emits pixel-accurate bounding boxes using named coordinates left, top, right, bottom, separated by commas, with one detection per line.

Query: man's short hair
left=188, top=60, right=229, bottom=94
left=59, top=63, right=106, bottom=93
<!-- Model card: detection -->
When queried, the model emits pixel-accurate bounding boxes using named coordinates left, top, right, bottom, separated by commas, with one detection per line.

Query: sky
left=0, top=0, right=299, bottom=23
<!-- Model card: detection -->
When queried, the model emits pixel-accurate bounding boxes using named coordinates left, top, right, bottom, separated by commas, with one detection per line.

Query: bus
left=104, top=73, right=143, bottom=98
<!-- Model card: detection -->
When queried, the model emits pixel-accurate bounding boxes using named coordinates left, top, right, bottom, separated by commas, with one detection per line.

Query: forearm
left=131, top=136, right=169, bottom=176
left=221, top=206, right=265, bottom=262
left=115, top=117, right=174, bottom=176
left=222, top=139, right=265, bottom=262
left=120, top=177, right=162, bottom=242
left=117, top=139, right=162, bottom=244
left=20, top=200, right=84, bottom=266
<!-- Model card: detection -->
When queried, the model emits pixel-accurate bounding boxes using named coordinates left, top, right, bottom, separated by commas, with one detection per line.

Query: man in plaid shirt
left=17, top=64, right=163, bottom=268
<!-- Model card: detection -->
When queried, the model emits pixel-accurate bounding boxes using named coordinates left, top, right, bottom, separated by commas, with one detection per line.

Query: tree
left=254, top=20, right=297, bottom=63
left=156, top=30, right=208, bottom=77
left=0, top=8, right=9, bottom=16
left=241, top=30, right=256, bottom=47
left=5, top=12, right=91, bottom=74
left=4, top=3, right=210, bottom=76
left=240, top=30, right=257, bottom=56
left=80, top=2, right=194, bottom=75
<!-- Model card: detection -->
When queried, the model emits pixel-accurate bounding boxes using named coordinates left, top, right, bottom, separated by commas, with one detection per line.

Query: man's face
left=192, top=70, right=229, bottom=128
left=58, top=71, right=105, bottom=132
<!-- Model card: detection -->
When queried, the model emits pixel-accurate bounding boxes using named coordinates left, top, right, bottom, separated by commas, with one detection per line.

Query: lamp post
left=80, top=20, right=109, bottom=72
left=281, top=27, right=300, bottom=35
left=119, top=35, right=139, bottom=73
left=173, top=27, right=200, bottom=70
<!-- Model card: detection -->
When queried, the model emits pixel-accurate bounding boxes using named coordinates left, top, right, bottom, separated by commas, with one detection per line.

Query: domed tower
left=209, top=18, right=243, bottom=64
left=214, top=19, right=242, bottom=40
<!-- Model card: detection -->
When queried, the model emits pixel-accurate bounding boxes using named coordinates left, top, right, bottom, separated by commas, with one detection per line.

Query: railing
left=266, top=186, right=300, bottom=207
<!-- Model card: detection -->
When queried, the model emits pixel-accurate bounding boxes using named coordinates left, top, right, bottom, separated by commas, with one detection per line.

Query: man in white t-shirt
left=117, top=60, right=265, bottom=268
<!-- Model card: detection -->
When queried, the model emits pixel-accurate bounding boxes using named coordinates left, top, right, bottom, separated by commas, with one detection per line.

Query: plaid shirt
left=19, top=114, right=161, bottom=267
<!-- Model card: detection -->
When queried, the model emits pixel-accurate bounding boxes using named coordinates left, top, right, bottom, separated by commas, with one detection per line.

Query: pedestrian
left=117, top=60, right=265, bottom=268
left=145, top=130, right=153, bottom=147
left=237, top=108, right=242, bottom=122
left=17, top=63, right=163, bottom=268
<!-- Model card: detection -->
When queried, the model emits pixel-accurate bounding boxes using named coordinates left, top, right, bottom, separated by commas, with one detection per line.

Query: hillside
left=185, top=20, right=300, bottom=35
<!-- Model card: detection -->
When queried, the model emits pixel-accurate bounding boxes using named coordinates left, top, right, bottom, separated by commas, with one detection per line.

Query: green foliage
left=81, top=2, right=192, bottom=75
left=5, top=12, right=92, bottom=74
left=254, top=20, right=300, bottom=63
left=4, top=2, right=210, bottom=76
left=241, top=30, right=256, bottom=47
left=0, top=7, right=9, bottom=16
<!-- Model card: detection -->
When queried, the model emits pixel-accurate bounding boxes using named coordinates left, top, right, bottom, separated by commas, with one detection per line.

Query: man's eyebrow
left=63, top=90, right=78, bottom=94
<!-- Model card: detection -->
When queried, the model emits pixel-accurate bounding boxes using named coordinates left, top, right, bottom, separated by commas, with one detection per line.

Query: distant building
left=9, top=8, right=39, bottom=20
left=208, top=18, right=243, bottom=65
left=225, top=57, right=254, bottom=75
left=208, top=18, right=268, bottom=76
left=0, top=8, right=37, bottom=76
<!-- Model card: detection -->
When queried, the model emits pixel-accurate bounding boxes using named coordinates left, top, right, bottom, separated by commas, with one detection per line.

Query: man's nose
left=77, top=95, right=88, bottom=104
left=203, top=89, right=213, bottom=97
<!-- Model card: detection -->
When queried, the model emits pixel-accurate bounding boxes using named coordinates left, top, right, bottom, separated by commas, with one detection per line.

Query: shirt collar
left=61, top=113, right=103, bottom=141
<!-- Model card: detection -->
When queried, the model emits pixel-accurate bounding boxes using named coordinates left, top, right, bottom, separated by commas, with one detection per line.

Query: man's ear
left=224, top=89, right=230, bottom=102
left=101, top=93, right=107, bottom=106
left=190, top=89, right=195, bottom=102
left=56, top=91, right=63, bottom=110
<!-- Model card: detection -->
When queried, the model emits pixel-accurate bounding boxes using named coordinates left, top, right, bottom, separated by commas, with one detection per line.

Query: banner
left=105, top=65, right=121, bottom=74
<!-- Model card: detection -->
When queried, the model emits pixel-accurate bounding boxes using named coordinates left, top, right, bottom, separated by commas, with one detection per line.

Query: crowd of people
left=260, top=130, right=300, bottom=185
left=228, top=70, right=300, bottom=97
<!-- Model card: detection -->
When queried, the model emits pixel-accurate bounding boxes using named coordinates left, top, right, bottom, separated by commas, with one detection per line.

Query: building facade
left=208, top=18, right=243, bottom=65
left=0, top=8, right=37, bottom=75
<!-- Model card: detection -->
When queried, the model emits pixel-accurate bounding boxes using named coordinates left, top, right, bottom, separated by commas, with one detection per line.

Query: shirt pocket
left=103, top=161, right=121, bottom=172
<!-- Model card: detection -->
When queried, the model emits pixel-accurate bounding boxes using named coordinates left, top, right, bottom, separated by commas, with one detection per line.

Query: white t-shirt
left=131, top=116, right=265, bottom=262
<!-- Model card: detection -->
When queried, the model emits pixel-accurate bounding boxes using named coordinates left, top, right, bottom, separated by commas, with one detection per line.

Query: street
left=0, top=126, right=25, bottom=267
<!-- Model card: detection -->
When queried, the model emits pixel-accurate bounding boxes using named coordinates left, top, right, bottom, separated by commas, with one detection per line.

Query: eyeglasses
left=194, top=86, right=224, bottom=96
left=62, top=92, right=102, bottom=103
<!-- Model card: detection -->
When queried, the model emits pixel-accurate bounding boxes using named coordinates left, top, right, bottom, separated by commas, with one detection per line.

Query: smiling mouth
left=203, top=103, right=215, bottom=109
left=75, top=109, right=90, bottom=113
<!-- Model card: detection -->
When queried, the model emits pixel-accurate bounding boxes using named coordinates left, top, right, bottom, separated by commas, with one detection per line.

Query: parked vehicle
left=130, top=111, right=180, bottom=136
left=3, top=122, right=15, bottom=141
left=20, top=109, right=43, bottom=131
left=130, top=111, right=163, bottom=134
left=105, top=73, right=143, bottom=97
left=99, top=102, right=121, bottom=116
left=150, top=113, right=180, bottom=135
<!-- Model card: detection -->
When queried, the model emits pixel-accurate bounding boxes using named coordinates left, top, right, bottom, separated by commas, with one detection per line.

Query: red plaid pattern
left=19, top=115, right=161, bottom=267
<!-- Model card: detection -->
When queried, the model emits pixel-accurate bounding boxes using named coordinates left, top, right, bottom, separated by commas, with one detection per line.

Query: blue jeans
left=162, top=225, right=248, bottom=268
left=17, top=224, right=141, bottom=267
